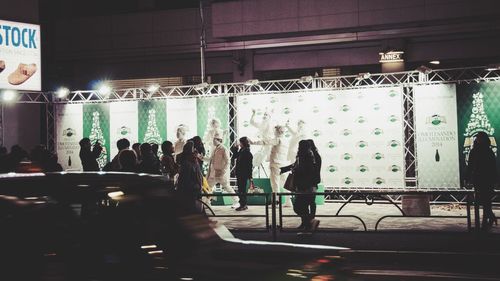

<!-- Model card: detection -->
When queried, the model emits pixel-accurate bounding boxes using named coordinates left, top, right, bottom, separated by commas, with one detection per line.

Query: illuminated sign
left=379, top=51, right=404, bottom=63
left=0, top=19, right=41, bottom=91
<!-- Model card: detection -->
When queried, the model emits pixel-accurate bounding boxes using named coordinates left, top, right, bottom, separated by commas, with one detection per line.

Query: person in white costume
left=250, top=125, right=292, bottom=207
left=207, top=132, right=239, bottom=207
left=250, top=108, right=274, bottom=167
left=203, top=118, right=224, bottom=157
left=286, top=119, right=306, bottom=164
left=174, top=124, right=188, bottom=161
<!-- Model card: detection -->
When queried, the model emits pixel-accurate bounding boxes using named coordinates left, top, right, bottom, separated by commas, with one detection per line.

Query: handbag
left=283, top=173, right=296, bottom=192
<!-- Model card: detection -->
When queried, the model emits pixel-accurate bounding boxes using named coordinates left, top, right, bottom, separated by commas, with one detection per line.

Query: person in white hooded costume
left=250, top=108, right=274, bottom=167
left=203, top=118, right=224, bottom=157
left=174, top=124, right=188, bottom=161
left=250, top=125, right=292, bottom=207
left=286, top=119, right=306, bottom=164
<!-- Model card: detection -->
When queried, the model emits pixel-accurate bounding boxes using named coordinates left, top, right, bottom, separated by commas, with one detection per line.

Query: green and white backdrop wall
left=54, top=81, right=499, bottom=188
left=236, top=87, right=406, bottom=188
left=56, top=97, right=229, bottom=171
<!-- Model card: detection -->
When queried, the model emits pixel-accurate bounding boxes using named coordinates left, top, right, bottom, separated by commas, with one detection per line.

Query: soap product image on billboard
left=0, top=19, right=41, bottom=91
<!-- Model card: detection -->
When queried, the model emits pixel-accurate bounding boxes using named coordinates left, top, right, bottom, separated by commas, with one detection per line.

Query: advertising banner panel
left=56, top=104, right=83, bottom=171
left=414, top=84, right=460, bottom=188
left=138, top=100, right=167, bottom=145
left=457, top=81, right=500, bottom=184
left=83, top=104, right=110, bottom=169
left=109, top=101, right=139, bottom=158
left=236, top=88, right=405, bottom=188
left=166, top=98, right=197, bottom=143
left=0, top=19, right=41, bottom=91
left=197, top=96, right=230, bottom=152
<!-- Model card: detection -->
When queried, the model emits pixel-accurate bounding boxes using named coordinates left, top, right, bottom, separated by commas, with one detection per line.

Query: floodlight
left=56, top=87, right=70, bottom=99
left=2, top=90, right=16, bottom=102
left=485, top=64, right=500, bottom=71
left=356, top=72, right=371, bottom=80
left=194, top=82, right=209, bottom=91
left=429, top=60, right=440, bottom=65
left=98, top=84, right=112, bottom=96
left=299, top=76, right=313, bottom=83
left=147, top=84, right=160, bottom=93
left=416, top=65, right=432, bottom=75
left=244, top=79, right=259, bottom=86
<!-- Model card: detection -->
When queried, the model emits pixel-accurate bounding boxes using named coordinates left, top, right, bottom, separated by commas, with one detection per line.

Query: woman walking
left=292, top=140, right=319, bottom=231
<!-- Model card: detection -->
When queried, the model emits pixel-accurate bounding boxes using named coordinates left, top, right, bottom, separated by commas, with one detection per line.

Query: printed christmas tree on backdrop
left=89, top=111, right=107, bottom=169
left=464, top=92, right=497, bottom=160
left=144, top=109, right=162, bottom=144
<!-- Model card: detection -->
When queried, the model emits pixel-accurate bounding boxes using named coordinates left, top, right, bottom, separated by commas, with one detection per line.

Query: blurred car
left=0, top=172, right=353, bottom=281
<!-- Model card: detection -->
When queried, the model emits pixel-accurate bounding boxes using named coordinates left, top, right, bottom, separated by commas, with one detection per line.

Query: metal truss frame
left=0, top=105, right=3, bottom=147
left=1, top=66, right=499, bottom=201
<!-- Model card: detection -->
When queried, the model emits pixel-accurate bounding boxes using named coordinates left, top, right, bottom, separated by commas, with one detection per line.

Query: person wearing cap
left=207, top=132, right=239, bottom=208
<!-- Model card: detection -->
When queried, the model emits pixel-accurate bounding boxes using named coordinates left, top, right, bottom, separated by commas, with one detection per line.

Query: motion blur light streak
left=147, top=250, right=163, bottom=255
left=311, top=275, right=335, bottom=281
left=107, top=191, right=124, bottom=198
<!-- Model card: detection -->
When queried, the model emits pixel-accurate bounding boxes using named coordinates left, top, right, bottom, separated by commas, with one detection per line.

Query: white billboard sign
left=0, top=19, right=41, bottom=91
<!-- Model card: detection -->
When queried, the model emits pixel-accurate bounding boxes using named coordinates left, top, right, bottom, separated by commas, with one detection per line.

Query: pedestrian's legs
left=269, top=166, right=280, bottom=193
left=310, top=201, right=317, bottom=219
left=237, top=177, right=248, bottom=207
left=293, top=193, right=311, bottom=228
left=220, top=176, right=239, bottom=204
left=207, top=177, right=216, bottom=190
left=271, top=166, right=291, bottom=205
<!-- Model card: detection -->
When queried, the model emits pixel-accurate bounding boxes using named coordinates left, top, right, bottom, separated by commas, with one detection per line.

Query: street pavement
left=209, top=202, right=500, bottom=280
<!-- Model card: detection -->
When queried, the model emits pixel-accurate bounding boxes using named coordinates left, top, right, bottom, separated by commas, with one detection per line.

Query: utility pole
left=199, top=0, right=207, bottom=83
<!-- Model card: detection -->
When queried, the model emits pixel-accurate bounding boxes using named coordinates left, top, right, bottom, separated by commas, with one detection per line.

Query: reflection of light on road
left=312, top=275, right=335, bottom=281
left=147, top=250, right=163, bottom=255
left=107, top=191, right=124, bottom=198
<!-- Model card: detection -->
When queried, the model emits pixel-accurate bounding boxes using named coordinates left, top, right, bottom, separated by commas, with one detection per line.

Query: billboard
left=0, top=19, right=41, bottom=91
left=236, top=88, right=406, bottom=188
left=414, top=84, right=460, bottom=188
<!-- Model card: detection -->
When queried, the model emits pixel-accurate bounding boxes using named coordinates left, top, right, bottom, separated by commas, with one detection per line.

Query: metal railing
left=199, top=190, right=496, bottom=241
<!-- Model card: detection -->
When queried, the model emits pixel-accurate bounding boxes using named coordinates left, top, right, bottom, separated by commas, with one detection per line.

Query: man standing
left=232, top=137, right=253, bottom=211
left=207, top=132, right=239, bottom=208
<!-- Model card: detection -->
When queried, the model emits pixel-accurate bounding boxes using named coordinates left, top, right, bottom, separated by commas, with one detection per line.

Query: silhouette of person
left=79, top=138, right=102, bottom=171
left=467, top=131, right=498, bottom=230
left=119, top=149, right=138, bottom=172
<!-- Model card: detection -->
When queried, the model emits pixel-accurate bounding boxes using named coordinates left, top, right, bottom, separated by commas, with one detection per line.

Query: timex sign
left=379, top=51, right=404, bottom=63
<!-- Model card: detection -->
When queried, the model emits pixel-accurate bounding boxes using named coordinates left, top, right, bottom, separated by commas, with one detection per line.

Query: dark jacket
left=138, top=152, right=161, bottom=174
left=467, top=146, right=497, bottom=190
left=293, top=150, right=316, bottom=191
left=312, top=150, right=322, bottom=186
left=79, top=147, right=101, bottom=171
left=177, top=157, right=203, bottom=198
left=233, top=147, right=253, bottom=179
left=161, top=154, right=178, bottom=178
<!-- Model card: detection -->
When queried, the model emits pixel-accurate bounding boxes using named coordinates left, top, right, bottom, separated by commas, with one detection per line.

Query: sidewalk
left=208, top=202, right=499, bottom=233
